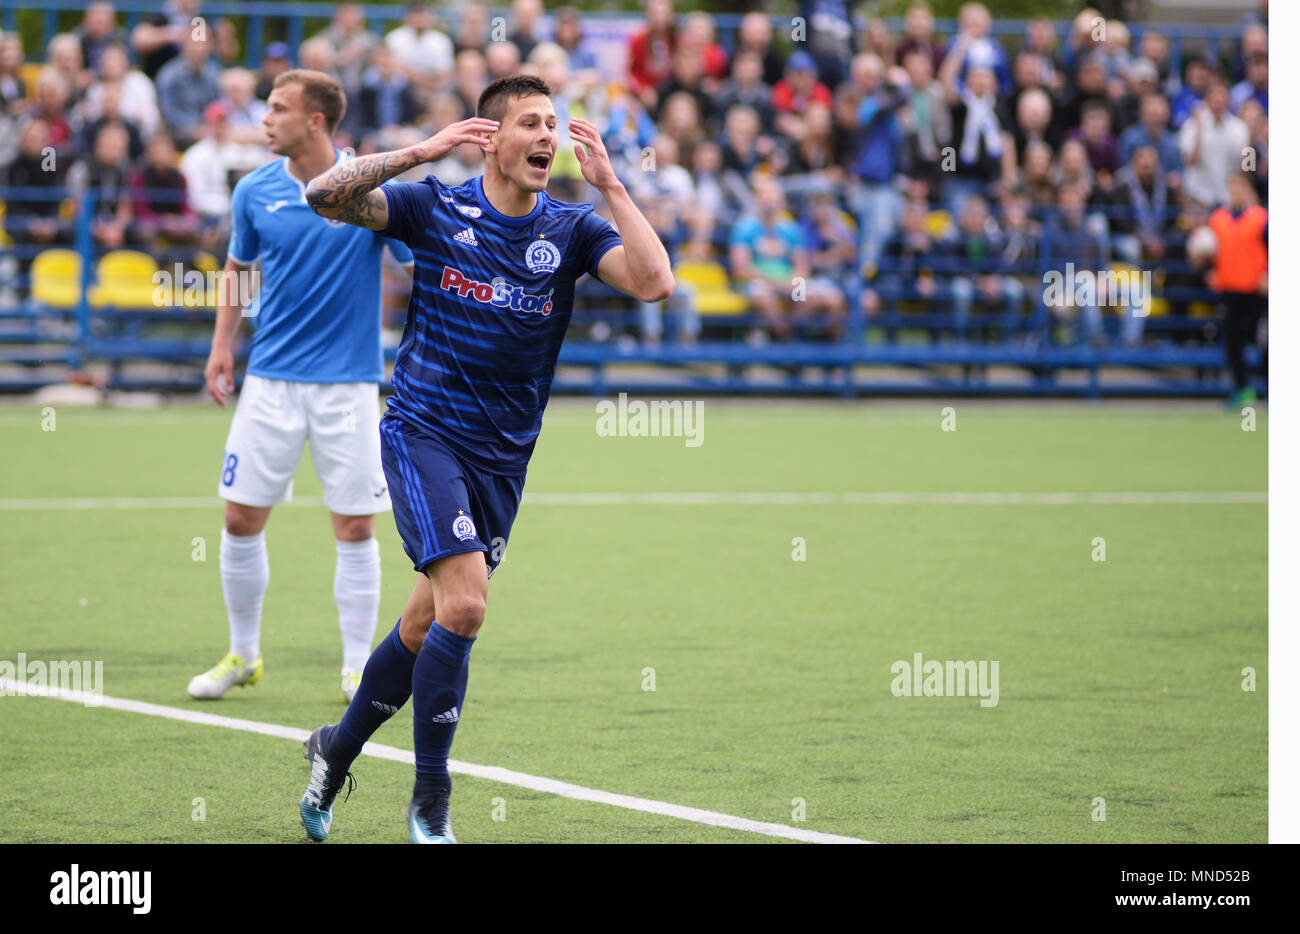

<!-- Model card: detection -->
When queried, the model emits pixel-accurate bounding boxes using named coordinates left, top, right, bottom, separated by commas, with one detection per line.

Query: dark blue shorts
left=379, top=415, right=525, bottom=577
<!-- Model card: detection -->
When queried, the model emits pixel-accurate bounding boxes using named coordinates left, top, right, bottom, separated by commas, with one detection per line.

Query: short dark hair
left=476, top=74, right=552, bottom=123
left=273, top=68, right=347, bottom=134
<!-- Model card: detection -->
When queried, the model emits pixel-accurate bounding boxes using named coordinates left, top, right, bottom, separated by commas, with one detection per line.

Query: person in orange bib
left=1208, top=173, right=1267, bottom=406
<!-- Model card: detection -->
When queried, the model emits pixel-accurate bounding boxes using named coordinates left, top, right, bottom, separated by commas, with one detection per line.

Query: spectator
left=1179, top=79, right=1249, bottom=208
left=67, top=121, right=135, bottom=253
left=859, top=18, right=897, bottom=73
left=1170, top=56, right=1214, bottom=129
left=1207, top=172, right=1267, bottom=406
left=728, top=177, right=813, bottom=344
left=1019, top=140, right=1056, bottom=209
left=31, top=69, right=75, bottom=158
left=179, top=101, right=254, bottom=251
left=783, top=101, right=843, bottom=183
left=1230, top=53, right=1267, bottom=115
left=1065, top=99, right=1119, bottom=175
left=896, top=2, right=945, bottom=74
left=509, top=0, right=545, bottom=63
left=1138, top=30, right=1175, bottom=95
left=940, top=61, right=1009, bottom=212
left=315, top=4, right=380, bottom=102
left=356, top=46, right=421, bottom=144
left=849, top=55, right=906, bottom=275
left=46, top=33, right=89, bottom=105
left=1113, top=55, right=1157, bottom=131
left=682, top=12, right=728, bottom=85
left=220, top=68, right=270, bottom=146
left=83, top=42, right=161, bottom=139
left=254, top=44, right=292, bottom=101
left=655, top=43, right=713, bottom=127
left=797, top=184, right=853, bottom=340
left=299, top=38, right=340, bottom=85
left=385, top=3, right=454, bottom=98
left=1109, top=144, right=1171, bottom=266
left=715, top=50, right=774, bottom=135
left=76, top=81, right=145, bottom=161
left=1060, top=54, right=1112, bottom=131
left=878, top=198, right=945, bottom=342
left=717, top=103, right=769, bottom=184
left=211, top=17, right=241, bottom=67
left=1022, top=18, right=1065, bottom=91
left=0, top=35, right=28, bottom=118
left=800, top=0, right=854, bottom=89
left=484, top=39, right=522, bottom=81
left=637, top=195, right=698, bottom=347
left=553, top=7, right=601, bottom=91
left=944, top=2, right=1012, bottom=97
left=2, top=119, right=71, bottom=294
left=450, top=50, right=489, bottom=118
left=732, top=11, right=784, bottom=88
left=453, top=4, right=491, bottom=56
left=771, top=51, right=832, bottom=144
left=948, top=195, right=1025, bottom=343
left=1008, top=86, right=1055, bottom=168
left=1119, top=92, right=1180, bottom=179
left=155, top=31, right=221, bottom=148
left=76, top=2, right=126, bottom=75
left=131, top=133, right=198, bottom=255
left=1043, top=184, right=1107, bottom=345
left=130, top=0, right=202, bottom=80
left=627, top=0, right=677, bottom=111
left=658, top=91, right=706, bottom=170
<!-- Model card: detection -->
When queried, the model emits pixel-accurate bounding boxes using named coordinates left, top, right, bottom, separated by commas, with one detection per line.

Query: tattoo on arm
left=305, top=149, right=423, bottom=229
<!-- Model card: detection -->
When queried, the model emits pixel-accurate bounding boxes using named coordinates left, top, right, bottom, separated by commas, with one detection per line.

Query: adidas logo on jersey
left=453, top=228, right=479, bottom=246
left=431, top=706, right=460, bottom=724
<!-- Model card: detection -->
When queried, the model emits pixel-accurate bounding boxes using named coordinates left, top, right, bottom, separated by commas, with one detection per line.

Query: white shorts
left=218, top=374, right=392, bottom=515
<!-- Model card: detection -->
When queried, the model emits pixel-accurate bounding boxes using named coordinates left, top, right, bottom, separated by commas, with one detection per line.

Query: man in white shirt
left=384, top=3, right=453, bottom=98
left=1179, top=79, right=1249, bottom=208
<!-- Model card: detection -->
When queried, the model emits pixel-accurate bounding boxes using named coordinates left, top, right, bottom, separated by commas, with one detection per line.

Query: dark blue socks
left=329, top=621, right=416, bottom=765
left=411, top=621, right=475, bottom=800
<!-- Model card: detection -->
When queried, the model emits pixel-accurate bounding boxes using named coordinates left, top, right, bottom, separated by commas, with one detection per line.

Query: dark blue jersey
left=379, top=174, right=621, bottom=473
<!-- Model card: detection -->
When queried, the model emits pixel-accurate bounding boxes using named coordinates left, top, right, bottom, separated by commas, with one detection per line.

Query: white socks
left=221, top=529, right=269, bottom=662
left=335, top=537, right=381, bottom=671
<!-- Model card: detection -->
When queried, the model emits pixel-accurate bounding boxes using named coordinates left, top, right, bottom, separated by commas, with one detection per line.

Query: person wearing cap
left=255, top=42, right=292, bottom=101
left=156, top=28, right=221, bottom=148
left=771, top=51, right=831, bottom=143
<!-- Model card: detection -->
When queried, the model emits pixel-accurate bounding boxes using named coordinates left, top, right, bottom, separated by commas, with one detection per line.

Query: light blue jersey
left=227, top=152, right=413, bottom=383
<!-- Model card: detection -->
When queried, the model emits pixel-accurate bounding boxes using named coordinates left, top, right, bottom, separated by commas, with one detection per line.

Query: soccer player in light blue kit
left=188, top=70, right=413, bottom=703
left=298, top=75, right=674, bottom=843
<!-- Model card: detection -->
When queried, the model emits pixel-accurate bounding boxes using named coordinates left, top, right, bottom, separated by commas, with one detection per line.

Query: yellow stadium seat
left=674, top=260, right=748, bottom=315
left=193, top=251, right=220, bottom=275
left=20, top=63, right=44, bottom=99
left=89, top=250, right=161, bottom=309
left=924, top=210, right=953, bottom=238
left=30, top=248, right=84, bottom=308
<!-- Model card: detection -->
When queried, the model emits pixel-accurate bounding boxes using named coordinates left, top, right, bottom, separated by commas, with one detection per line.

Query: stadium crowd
left=0, top=0, right=1270, bottom=363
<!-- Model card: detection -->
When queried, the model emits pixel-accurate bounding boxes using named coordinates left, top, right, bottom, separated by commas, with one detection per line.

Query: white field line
left=0, top=491, right=1268, bottom=510
left=1, top=677, right=872, bottom=845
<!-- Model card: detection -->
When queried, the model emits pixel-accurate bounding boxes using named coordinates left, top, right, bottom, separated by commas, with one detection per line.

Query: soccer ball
left=1186, top=226, right=1218, bottom=264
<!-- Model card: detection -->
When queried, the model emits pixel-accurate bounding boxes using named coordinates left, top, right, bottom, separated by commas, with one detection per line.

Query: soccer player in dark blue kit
left=298, top=75, right=673, bottom=843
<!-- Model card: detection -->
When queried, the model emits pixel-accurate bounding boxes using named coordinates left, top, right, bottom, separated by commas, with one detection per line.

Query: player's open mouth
left=526, top=152, right=552, bottom=171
